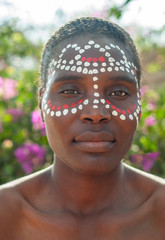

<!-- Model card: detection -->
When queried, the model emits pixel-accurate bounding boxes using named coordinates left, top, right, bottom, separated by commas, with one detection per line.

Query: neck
left=50, top=157, right=126, bottom=215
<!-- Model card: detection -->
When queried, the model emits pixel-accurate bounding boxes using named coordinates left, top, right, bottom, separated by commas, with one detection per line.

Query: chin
left=59, top=153, right=122, bottom=176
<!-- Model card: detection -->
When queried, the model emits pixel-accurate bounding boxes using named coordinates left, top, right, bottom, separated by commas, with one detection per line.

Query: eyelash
left=110, top=90, right=128, bottom=97
left=60, top=89, right=79, bottom=94
left=60, top=88, right=128, bottom=97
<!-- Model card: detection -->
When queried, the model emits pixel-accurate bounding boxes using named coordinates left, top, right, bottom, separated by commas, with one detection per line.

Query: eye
left=110, top=90, right=128, bottom=97
left=60, top=89, right=79, bottom=94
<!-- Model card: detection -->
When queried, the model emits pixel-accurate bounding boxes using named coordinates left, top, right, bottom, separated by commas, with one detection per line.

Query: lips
left=74, top=131, right=115, bottom=152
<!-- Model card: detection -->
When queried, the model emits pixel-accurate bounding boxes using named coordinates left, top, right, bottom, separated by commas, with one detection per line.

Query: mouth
left=74, top=131, right=115, bottom=153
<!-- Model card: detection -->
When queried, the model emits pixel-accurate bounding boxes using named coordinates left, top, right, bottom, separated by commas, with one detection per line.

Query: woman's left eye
left=60, top=89, right=79, bottom=94
left=110, top=90, right=128, bottom=97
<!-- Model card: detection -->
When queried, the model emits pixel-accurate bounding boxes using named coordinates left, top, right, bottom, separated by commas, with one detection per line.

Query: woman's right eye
left=60, top=89, right=79, bottom=94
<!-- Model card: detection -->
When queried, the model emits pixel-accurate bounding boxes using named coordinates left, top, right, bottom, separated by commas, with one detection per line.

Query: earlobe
left=38, top=87, right=46, bottom=122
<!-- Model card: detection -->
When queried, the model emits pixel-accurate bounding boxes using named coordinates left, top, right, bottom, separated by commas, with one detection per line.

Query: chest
left=13, top=210, right=164, bottom=240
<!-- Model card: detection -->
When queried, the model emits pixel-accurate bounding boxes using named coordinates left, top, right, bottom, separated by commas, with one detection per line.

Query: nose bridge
left=80, top=98, right=111, bottom=123
left=80, top=73, right=111, bottom=123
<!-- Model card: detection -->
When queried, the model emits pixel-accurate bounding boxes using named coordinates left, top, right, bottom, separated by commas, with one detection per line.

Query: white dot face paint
left=77, top=67, right=82, bottom=73
left=51, top=111, right=55, bottom=117
left=101, top=99, right=105, bottom=104
left=63, top=109, right=69, bottom=116
left=78, top=105, right=83, bottom=110
left=94, top=93, right=100, bottom=97
left=43, top=39, right=141, bottom=124
left=83, top=99, right=89, bottom=105
left=56, top=111, right=61, bottom=117
left=88, top=40, right=95, bottom=45
left=71, top=108, right=77, bottom=114
left=79, top=49, right=85, bottom=54
left=112, top=110, right=118, bottom=116
left=93, top=105, right=98, bottom=108
left=75, top=55, right=81, bottom=60
left=93, top=99, right=99, bottom=104
left=94, top=44, right=100, bottom=48
left=93, top=77, right=98, bottom=81
left=77, top=61, right=82, bottom=66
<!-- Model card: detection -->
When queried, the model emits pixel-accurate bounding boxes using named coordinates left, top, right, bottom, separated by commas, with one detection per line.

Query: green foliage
left=107, top=0, right=134, bottom=19
left=126, top=84, right=165, bottom=177
left=0, top=20, right=52, bottom=184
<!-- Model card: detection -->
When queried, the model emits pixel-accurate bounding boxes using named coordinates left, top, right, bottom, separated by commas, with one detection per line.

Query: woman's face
left=40, top=35, right=141, bottom=175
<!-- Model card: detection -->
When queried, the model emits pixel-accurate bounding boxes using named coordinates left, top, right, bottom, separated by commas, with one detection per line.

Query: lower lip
left=74, top=141, right=114, bottom=153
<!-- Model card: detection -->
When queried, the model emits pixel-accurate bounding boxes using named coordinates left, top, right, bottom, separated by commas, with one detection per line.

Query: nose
left=80, top=104, right=111, bottom=124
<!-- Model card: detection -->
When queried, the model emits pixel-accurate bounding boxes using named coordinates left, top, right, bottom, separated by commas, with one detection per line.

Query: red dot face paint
left=81, top=57, right=86, bottom=62
left=71, top=103, right=77, bottom=107
left=42, top=39, right=141, bottom=124
left=92, top=58, right=97, bottom=62
left=98, top=56, right=105, bottom=62
left=63, top=104, right=69, bottom=109
left=57, top=106, right=61, bottom=111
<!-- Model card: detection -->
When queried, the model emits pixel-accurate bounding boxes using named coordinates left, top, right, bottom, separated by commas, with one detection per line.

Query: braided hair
left=41, top=17, right=141, bottom=87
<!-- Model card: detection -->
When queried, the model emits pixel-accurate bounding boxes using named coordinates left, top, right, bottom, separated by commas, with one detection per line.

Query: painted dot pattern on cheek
left=42, top=40, right=141, bottom=123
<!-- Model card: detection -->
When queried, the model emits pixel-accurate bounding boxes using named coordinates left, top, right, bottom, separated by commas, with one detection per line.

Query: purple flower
left=6, top=108, right=24, bottom=122
left=130, top=152, right=160, bottom=172
left=31, top=110, right=46, bottom=135
left=14, top=143, right=46, bottom=174
left=0, top=77, right=18, bottom=100
left=142, top=152, right=160, bottom=171
left=145, top=115, right=156, bottom=126
left=147, top=102, right=156, bottom=111
left=140, top=85, right=149, bottom=97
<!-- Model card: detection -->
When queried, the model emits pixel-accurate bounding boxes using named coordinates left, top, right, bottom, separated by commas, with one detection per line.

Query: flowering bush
left=14, top=143, right=46, bottom=174
left=0, top=19, right=165, bottom=184
left=0, top=77, right=18, bottom=100
left=126, top=84, right=165, bottom=177
left=6, top=108, right=24, bottom=122
left=130, top=152, right=160, bottom=172
left=31, top=110, right=46, bottom=135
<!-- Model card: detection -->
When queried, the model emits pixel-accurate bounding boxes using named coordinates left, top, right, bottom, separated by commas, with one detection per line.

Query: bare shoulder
left=0, top=166, right=52, bottom=237
left=124, top=163, right=165, bottom=223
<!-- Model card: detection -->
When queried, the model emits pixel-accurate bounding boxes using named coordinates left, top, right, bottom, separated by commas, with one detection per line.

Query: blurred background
left=0, top=0, right=165, bottom=184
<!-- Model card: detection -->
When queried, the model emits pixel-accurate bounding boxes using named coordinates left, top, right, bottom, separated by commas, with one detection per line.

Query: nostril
left=83, top=116, right=110, bottom=123
left=100, top=118, right=110, bottom=123
left=84, top=118, right=93, bottom=122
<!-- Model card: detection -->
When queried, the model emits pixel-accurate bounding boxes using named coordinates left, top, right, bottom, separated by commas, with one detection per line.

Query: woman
left=0, top=17, right=165, bottom=239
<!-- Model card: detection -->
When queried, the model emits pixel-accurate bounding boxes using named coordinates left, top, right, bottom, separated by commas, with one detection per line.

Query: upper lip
left=74, top=131, right=115, bottom=142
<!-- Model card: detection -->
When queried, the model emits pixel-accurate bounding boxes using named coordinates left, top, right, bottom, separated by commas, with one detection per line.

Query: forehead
left=55, top=35, right=132, bottom=60
left=48, top=35, right=138, bottom=86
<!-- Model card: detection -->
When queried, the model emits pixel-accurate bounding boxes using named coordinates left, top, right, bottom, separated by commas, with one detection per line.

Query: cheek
left=42, top=97, right=141, bottom=129
left=41, top=74, right=141, bottom=124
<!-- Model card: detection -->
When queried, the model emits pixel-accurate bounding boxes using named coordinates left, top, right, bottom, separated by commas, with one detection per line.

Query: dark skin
left=0, top=35, right=165, bottom=240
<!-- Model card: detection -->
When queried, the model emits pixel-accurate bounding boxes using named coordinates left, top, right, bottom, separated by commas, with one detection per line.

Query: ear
left=38, top=87, right=46, bottom=122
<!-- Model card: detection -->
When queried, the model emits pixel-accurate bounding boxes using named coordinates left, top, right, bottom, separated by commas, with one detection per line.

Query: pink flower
left=145, top=115, right=156, bottom=126
left=130, top=152, right=160, bottom=172
left=140, top=85, right=149, bottom=97
left=14, top=143, right=46, bottom=174
left=6, top=108, right=24, bottom=122
left=31, top=110, right=46, bottom=135
left=0, top=77, right=18, bottom=100
left=147, top=102, right=156, bottom=111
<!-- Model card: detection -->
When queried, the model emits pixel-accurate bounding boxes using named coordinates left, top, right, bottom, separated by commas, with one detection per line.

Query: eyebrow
left=53, top=73, right=137, bottom=86
left=108, top=75, right=137, bottom=84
